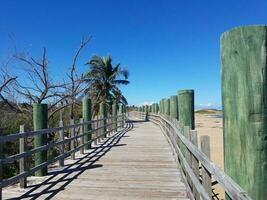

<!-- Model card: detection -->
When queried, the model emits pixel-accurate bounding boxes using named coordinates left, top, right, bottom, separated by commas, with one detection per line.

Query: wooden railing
left=131, top=111, right=252, bottom=200
left=0, top=114, right=125, bottom=198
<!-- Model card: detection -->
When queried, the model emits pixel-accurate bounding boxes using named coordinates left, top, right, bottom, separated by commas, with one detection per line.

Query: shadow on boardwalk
left=8, top=122, right=134, bottom=200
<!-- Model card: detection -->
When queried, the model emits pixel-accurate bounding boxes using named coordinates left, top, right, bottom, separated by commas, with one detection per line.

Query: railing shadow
left=7, top=122, right=133, bottom=200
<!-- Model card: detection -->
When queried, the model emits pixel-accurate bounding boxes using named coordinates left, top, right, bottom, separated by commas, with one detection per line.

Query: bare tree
left=58, top=37, right=91, bottom=120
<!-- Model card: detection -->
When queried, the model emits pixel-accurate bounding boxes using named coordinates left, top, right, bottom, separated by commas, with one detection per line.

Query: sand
left=195, top=113, right=224, bottom=199
left=195, top=113, right=224, bottom=169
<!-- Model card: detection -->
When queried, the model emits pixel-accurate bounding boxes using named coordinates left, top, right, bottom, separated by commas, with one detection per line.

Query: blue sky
left=1, top=0, right=267, bottom=108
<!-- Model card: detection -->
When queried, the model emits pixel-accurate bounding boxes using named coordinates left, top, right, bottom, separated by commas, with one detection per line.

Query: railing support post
left=190, top=130, right=200, bottom=200
left=19, top=125, right=27, bottom=188
left=119, top=104, right=123, bottom=126
left=80, top=118, right=84, bottom=154
left=83, top=97, right=92, bottom=150
left=59, top=120, right=64, bottom=167
left=200, top=135, right=212, bottom=198
left=112, top=101, right=117, bottom=132
left=145, top=105, right=148, bottom=121
left=100, top=102, right=107, bottom=138
left=70, top=119, right=75, bottom=160
left=33, top=103, right=48, bottom=176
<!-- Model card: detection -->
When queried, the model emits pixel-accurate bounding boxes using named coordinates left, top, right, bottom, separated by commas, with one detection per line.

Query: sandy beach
left=195, top=112, right=224, bottom=199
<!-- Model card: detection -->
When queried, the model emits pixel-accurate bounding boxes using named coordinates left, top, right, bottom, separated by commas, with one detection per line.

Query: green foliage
left=84, top=55, right=129, bottom=116
left=195, top=109, right=220, bottom=114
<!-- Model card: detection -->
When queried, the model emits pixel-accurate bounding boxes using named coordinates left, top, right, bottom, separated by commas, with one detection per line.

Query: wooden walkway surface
left=3, top=119, right=188, bottom=200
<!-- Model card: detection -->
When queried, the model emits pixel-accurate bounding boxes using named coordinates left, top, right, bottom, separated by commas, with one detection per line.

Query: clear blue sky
left=1, top=0, right=267, bottom=108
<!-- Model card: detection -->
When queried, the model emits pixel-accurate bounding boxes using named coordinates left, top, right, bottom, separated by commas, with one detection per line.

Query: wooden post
left=221, top=25, right=267, bottom=199
left=170, top=95, right=179, bottom=120
left=145, top=105, right=148, bottom=121
left=155, top=103, right=159, bottom=114
left=80, top=118, right=84, bottom=154
left=19, top=125, right=27, bottom=188
left=178, top=90, right=194, bottom=130
left=33, top=103, right=48, bottom=176
left=97, top=115, right=101, bottom=143
left=100, top=102, right=107, bottom=138
left=200, top=135, right=212, bottom=198
left=112, top=101, right=117, bottom=132
left=164, top=98, right=170, bottom=116
left=82, top=97, right=92, bottom=149
left=190, top=130, right=200, bottom=200
left=70, top=119, right=75, bottom=160
left=184, top=126, right=192, bottom=190
left=93, top=116, right=98, bottom=145
left=59, top=120, right=64, bottom=167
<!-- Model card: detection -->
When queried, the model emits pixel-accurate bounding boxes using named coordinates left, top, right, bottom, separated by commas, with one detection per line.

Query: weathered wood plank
left=200, top=135, right=212, bottom=198
left=19, top=125, right=27, bottom=188
left=3, top=117, right=188, bottom=200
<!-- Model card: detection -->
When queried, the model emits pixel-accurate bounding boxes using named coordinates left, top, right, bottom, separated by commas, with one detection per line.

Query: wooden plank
left=80, top=118, right=84, bottom=154
left=183, top=126, right=192, bottom=193
left=59, top=120, right=64, bottom=167
left=200, top=136, right=212, bottom=198
left=19, top=125, right=27, bottom=188
left=3, top=115, right=189, bottom=200
left=190, top=130, right=200, bottom=200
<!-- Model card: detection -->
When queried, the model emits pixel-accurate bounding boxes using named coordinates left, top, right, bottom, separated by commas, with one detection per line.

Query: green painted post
left=145, top=105, right=148, bottom=121
left=118, top=104, right=123, bottom=127
left=160, top=100, right=163, bottom=114
left=112, top=101, right=117, bottom=131
left=82, top=97, right=92, bottom=149
left=162, top=99, right=165, bottom=114
left=33, top=103, right=48, bottom=176
left=221, top=25, right=267, bottom=199
left=100, top=102, right=107, bottom=138
left=164, top=98, right=170, bottom=116
left=178, top=90, right=194, bottom=130
left=155, top=103, right=159, bottom=114
left=170, top=95, right=179, bottom=120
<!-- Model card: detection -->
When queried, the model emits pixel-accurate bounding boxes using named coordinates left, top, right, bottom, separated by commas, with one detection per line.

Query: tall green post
left=155, top=103, right=159, bottom=114
left=83, top=97, right=92, bottom=149
left=112, top=101, right=117, bottom=131
left=33, top=103, right=48, bottom=176
left=145, top=105, right=148, bottom=121
left=221, top=25, right=267, bottom=199
left=100, top=102, right=107, bottom=137
left=164, top=98, right=170, bottom=116
left=170, top=95, right=179, bottom=120
left=161, top=100, right=164, bottom=114
left=178, top=90, right=194, bottom=130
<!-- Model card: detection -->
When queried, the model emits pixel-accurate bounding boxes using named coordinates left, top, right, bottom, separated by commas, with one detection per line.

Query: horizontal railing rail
left=0, top=114, right=126, bottom=190
left=131, top=111, right=252, bottom=200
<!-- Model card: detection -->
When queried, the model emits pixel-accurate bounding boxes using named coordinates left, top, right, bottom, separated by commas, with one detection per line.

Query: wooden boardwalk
left=3, top=119, right=188, bottom=200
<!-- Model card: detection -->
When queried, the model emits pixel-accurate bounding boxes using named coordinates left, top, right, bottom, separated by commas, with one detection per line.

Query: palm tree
left=83, top=55, right=129, bottom=116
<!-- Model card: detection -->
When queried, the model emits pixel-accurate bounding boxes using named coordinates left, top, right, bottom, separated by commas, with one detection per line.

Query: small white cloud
left=137, top=101, right=155, bottom=106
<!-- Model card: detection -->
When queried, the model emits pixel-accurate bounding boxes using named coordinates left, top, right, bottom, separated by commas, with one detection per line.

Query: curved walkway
left=4, top=119, right=188, bottom=200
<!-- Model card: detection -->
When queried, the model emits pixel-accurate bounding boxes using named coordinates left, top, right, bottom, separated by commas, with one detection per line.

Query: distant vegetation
left=195, top=109, right=221, bottom=114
